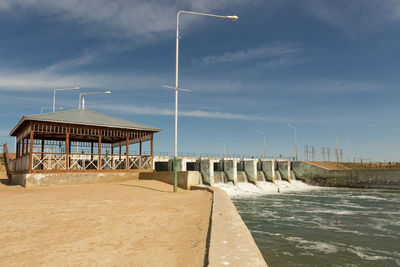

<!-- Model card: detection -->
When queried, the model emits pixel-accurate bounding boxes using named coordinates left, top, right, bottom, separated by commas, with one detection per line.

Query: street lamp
left=257, top=130, right=266, bottom=158
left=53, top=87, right=80, bottom=112
left=331, top=130, right=339, bottom=162
left=78, top=91, right=111, bottom=110
left=41, top=107, right=63, bottom=114
left=288, top=123, right=298, bottom=161
left=216, top=137, right=226, bottom=158
left=171, top=11, right=238, bottom=192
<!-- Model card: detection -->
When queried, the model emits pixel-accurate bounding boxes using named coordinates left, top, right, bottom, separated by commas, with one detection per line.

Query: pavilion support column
left=140, top=139, right=142, bottom=156
left=66, top=132, right=69, bottom=171
left=126, top=136, right=129, bottom=170
left=29, top=129, right=34, bottom=172
left=41, top=139, right=45, bottom=170
left=91, top=142, right=94, bottom=161
left=16, top=141, right=20, bottom=158
left=119, top=142, right=121, bottom=161
left=98, top=135, right=102, bottom=170
left=151, top=134, right=154, bottom=170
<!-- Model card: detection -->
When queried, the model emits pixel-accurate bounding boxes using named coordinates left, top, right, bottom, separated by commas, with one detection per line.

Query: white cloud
left=99, top=103, right=266, bottom=121
left=0, top=0, right=247, bottom=41
left=303, top=0, right=400, bottom=32
left=0, top=68, right=166, bottom=92
left=200, top=43, right=300, bottom=65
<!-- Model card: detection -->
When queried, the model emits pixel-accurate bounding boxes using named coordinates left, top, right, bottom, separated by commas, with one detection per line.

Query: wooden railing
left=32, top=153, right=66, bottom=170
left=30, top=152, right=152, bottom=171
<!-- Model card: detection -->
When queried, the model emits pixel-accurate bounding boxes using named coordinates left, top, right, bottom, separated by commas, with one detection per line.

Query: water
left=215, top=182, right=400, bottom=267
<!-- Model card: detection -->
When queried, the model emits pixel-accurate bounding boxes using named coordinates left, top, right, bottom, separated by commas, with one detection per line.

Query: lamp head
left=226, top=15, right=239, bottom=22
left=105, top=91, right=111, bottom=94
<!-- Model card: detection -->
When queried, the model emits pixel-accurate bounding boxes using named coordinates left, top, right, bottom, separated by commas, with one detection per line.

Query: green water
left=232, top=187, right=400, bottom=266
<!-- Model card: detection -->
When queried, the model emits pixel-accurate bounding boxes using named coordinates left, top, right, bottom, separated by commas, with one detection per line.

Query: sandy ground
left=0, top=179, right=212, bottom=266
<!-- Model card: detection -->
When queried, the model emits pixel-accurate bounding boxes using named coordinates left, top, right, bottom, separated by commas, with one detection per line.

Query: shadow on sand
left=118, top=183, right=175, bottom=193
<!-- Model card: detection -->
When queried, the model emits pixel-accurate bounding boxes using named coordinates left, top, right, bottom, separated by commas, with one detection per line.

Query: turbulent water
left=215, top=181, right=400, bottom=267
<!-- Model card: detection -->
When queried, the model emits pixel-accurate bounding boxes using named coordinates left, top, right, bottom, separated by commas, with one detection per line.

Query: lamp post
left=172, top=11, right=238, bottom=192
left=288, top=123, right=298, bottom=161
left=331, top=130, right=339, bottom=162
left=78, top=91, right=111, bottom=110
left=53, top=87, right=80, bottom=112
left=257, top=130, right=266, bottom=158
left=41, top=107, right=63, bottom=114
left=216, top=137, right=226, bottom=158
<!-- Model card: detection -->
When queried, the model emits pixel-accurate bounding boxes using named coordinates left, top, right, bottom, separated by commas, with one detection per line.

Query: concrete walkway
left=209, top=188, right=268, bottom=266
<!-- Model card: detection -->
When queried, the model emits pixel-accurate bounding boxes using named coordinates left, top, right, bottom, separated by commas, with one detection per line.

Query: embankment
left=293, top=161, right=400, bottom=189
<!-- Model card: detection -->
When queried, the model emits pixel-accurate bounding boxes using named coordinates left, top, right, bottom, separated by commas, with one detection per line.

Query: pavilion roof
left=10, top=109, right=161, bottom=136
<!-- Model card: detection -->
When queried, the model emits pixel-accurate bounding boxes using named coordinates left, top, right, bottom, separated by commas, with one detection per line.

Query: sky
left=0, top=0, right=399, bottom=161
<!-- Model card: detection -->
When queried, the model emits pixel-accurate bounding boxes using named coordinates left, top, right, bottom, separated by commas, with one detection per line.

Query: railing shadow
left=118, top=183, right=173, bottom=193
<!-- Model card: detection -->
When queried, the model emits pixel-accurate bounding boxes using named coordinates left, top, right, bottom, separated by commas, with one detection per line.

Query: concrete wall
left=223, top=158, right=239, bottom=184
left=259, top=159, right=275, bottom=182
left=208, top=187, right=268, bottom=266
left=244, top=159, right=258, bottom=184
left=199, top=158, right=216, bottom=185
left=293, top=161, right=400, bottom=189
left=139, top=171, right=202, bottom=190
left=277, top=160, right=291, bottom=181
left=11, top=172, right=141, bottom=188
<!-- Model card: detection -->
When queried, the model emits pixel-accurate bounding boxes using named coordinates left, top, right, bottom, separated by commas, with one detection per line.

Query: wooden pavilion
left=7, top=109, right=160, bottom=174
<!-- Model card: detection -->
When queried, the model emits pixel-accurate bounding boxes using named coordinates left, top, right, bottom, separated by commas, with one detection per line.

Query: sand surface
left=0, top=179, right=212, bottom=266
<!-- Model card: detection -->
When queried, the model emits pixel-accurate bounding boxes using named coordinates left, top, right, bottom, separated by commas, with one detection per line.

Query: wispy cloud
left=100, top=103, right=266, bottom=121
left=307, top=79, right=383, bottom=93
left=0, top=0, right=246, bottom=41
left=303, top=0, right=400, bottom=32
left=200, top=43, right=300, bottom=65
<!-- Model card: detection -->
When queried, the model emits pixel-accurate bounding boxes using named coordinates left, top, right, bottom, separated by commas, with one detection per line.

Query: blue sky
left=0, top=0, right=399, bottom=161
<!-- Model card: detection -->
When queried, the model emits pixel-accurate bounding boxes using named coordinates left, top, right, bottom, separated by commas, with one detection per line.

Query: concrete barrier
left=277, top=159, right=291, bottom=181
left=244, top=159, right=258, bottom=184
left=223, top=158, right=239, bottom=184
left=259, top=159, right=276, bottom=182
left=293, top=161, right=400, bottom=189
left=208, top=187, right=268, bottom=266
left=199, top=157, right=219, bottom=186
left=11, top=171, right=143, bottom=188
left=139, top=171, right=202, bottom=190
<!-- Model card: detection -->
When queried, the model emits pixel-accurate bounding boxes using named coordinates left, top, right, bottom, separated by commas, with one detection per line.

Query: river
left=216, top=181, right=400, bottom=266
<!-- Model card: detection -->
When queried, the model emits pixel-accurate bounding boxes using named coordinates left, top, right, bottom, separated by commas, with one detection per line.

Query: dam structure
left=153, top=155, right=296, bottom=187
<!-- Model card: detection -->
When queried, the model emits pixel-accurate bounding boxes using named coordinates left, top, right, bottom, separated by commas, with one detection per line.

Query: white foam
left=214, top=180, right=321, bottom=197
left=347, top=247, right=392, bottom=261
left=285, top=236, right=338, bottom=254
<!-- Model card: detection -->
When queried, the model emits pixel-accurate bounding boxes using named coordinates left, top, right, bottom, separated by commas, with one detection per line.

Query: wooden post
left=119, top=142, right=121, bottom=161
left=140, top=139, right=142, bottom=156
left=66, top=132, right=69, bottom=170
left=41, top=139, right=45, bottom=170
left=28, top=129, right=34, bottom=172
left=16, top=141, right=20, bottom=158
left=91, top=142, right=94, bottom=161
left=126, top=136, right=129, bottom=170
left=98, top=135, right=102, bottom=170
left=151, top=134, right=154, bottom=170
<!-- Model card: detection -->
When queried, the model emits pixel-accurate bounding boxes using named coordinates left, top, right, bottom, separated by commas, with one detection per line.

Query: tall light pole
left=257, top=130, right=266, bottom=158
left=79, top=91, right=111, bottom=110
left=216, top=137, right=226, bottom=158
left=42, top=107, right=63, bottom=114
left=172, top=11, right=238, bottom=192
left=331, top=130, right=339, bottom=162
left=53, top=87, right=80, bottom=112
left=288, top=123, right=298, bottom=161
